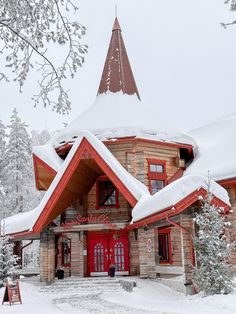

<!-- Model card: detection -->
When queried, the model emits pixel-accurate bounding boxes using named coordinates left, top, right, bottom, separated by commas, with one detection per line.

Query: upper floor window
left=147, top=159, right=166, bottom=194
left=96, top=176, right=119, bottom=208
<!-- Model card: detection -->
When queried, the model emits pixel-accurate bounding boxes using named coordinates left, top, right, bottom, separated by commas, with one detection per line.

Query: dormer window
left=96, top=176, right=119, bottom=208
left=147, top=159, right=167, bottom=194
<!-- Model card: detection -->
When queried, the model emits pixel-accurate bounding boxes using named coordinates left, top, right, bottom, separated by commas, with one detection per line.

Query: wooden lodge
left=2, top=17, right=236, bottom=295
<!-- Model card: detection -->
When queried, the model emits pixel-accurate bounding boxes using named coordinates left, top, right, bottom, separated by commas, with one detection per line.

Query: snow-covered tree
left=3, top=109, right=40, bottom=216
left=193, top=193, right=235, bottom=296
left=0, top=226, right=19, bottom=287
left=31, top=129, right=51, bottom=146
left=0, top=119, right=6, bottom=219
left=0, top=0, right=87, bottom=113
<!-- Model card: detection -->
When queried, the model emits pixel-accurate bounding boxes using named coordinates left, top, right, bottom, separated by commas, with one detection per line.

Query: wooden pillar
left=70, top=232, right=84, bottom=277
left=138, top=227, right=157, bottom=278
left=180, top=214, right=195, bottom=295
left=40, top=229, right=55, bottom=283
left=129, top=230, right=140, bottom=276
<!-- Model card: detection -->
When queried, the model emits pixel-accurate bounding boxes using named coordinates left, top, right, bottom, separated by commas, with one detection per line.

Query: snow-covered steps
left=39, top=277, right=123, bottom=295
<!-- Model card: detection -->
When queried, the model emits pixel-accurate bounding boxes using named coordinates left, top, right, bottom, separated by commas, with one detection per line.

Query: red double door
left=88, top=231, right=129, bottom=276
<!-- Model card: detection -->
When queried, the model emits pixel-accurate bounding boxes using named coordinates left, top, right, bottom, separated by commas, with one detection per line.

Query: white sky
left=0, top=0, right=236, bottom=133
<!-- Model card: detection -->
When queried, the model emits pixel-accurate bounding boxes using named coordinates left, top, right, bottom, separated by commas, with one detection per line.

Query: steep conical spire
left=97, top=17, right=140, bottom=100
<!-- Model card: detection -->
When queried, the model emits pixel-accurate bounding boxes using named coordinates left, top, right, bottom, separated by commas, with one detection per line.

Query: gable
left=33, top=134, right=147, bottom=233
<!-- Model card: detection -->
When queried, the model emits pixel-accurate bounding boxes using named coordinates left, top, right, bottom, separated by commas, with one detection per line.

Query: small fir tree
left=0, top=226, right=19, bottom=287
left=193, top=193, right=235, bottom=295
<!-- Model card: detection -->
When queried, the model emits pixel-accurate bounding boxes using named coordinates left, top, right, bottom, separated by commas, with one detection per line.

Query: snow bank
left=1, top=131, right=149, bottom=235
left=185, top=113, right=236, bottom=181
left=132, top=175, right=230, bottom=223
left=52, top=92, right=195, bottom=148
left=33, top=143, right=63, bottom=172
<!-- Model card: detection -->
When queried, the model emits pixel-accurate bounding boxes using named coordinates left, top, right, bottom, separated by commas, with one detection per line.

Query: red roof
left=97, top=17, right=140, bottom=99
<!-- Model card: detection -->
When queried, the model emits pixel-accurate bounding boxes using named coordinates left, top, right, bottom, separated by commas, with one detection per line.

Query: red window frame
left=158, top=228, right=172, bottom=264
left=147, top=159, right=167, bottom=194
left=61, top=238, right=71, bottom=267
left=96, top=175, right=119, bottom=209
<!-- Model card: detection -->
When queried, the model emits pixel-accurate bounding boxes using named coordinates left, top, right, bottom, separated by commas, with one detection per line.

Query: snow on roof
left=1, top=130, right=149, bottom=235
left=184, top=113, right=236, bottom=181
left=33, top=143, right=63, bottom=172
left=52, top=92, right=195, bottom=148
left=1, top=206, right=41, bottom=235
left=131, top=175, right=230, bottom=223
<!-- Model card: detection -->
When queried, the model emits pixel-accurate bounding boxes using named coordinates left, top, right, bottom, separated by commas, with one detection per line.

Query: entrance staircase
left=39, top=277, right=123, bottom=295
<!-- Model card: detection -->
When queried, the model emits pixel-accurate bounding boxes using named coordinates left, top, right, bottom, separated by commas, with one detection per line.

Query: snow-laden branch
left=222, top=0, right=236, bottom=28
left=0, top=0, right=87, bottom=114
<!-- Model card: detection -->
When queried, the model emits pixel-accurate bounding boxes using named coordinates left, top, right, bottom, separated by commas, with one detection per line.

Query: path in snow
left=1, top=276, right=236, bottom=314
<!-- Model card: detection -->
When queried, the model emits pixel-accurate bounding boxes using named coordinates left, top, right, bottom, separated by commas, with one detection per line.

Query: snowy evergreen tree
left=193, top=192, right=235, bottom=295
left=0, top=226, right=19, bottom=287
left=3, top=109, right=40, bottom=217
left=0, top=119, right=6, bottom=219
left=31, top=129, right=51, bottom=146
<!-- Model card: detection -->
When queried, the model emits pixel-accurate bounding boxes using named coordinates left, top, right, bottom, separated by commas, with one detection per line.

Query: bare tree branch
left=0, top=0, right=87, bottom=114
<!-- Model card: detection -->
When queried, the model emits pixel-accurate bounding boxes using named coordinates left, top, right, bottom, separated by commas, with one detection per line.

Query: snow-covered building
left=1, top=18, right=236, bottom=295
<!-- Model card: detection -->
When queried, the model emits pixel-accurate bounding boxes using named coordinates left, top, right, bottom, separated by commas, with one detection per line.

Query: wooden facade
left=8, top=17, right=236, bottom=296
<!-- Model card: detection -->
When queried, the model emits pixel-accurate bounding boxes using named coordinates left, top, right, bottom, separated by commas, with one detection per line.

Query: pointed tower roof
left=52, top=18, right=195, bottom=149
left=97, top=17, right=140, bottom=99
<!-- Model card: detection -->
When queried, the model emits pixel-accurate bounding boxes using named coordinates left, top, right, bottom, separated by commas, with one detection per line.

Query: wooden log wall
left=225, top=186, right=236, bottom=272
left=106, top=140, right=181, bottom=189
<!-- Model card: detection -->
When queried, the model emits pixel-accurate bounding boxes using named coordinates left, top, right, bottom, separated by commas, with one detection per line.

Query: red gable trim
left=218, top=177, right=236, bottom=187
left=33, top=154, right=57, bottom=190
left=33, top=138, right=138, bottom=233
left=129, top=187, right=229, bottom=230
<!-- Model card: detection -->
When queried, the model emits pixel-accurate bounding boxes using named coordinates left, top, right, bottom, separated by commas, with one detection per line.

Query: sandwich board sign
left=2, top=280, right=22, bottom=306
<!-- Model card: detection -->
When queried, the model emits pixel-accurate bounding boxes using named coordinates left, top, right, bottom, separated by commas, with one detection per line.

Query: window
left=94, top=243, right=105, bottom=272
left=61, top=238, right=71, bottom=266
left=147, top=159, right=166, bottom=194
left=96, top=177, right=119, bottom=208
left=158, top=229, right=171, bottom=264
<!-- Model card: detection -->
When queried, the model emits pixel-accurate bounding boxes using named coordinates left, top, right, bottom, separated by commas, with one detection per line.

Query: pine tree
left=31, top=129, right=51, bottom=146
left=0, top=226, right=19, bottom=287
left=3, top=109, right=39, bottom=216
left=0, top=119, right=6, bottom=220
left=193, top=193, right=235, bottom=295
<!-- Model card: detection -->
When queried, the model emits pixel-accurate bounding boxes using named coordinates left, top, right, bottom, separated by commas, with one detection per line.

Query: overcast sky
left=0, top=0, right=236, bottom=133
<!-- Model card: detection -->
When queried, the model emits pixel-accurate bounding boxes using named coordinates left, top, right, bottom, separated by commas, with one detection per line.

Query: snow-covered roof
left=185, top=113, right=236, bottom=181
left=52, top=92, right=195, bottom=148
left=33, top=143, right=63, bottom=172
left=131, top=175, right=230, bottom=223
left=1, top=130, right=149, bottom=235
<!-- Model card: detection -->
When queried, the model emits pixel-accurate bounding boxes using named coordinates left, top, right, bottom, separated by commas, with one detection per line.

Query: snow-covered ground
left=1, top=277, right=236, bottom=314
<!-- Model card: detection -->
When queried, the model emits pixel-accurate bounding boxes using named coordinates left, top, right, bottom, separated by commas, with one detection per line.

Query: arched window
left=114, top=242, right=125, bottom=271
left=94, top=243, right=104, bottom=272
